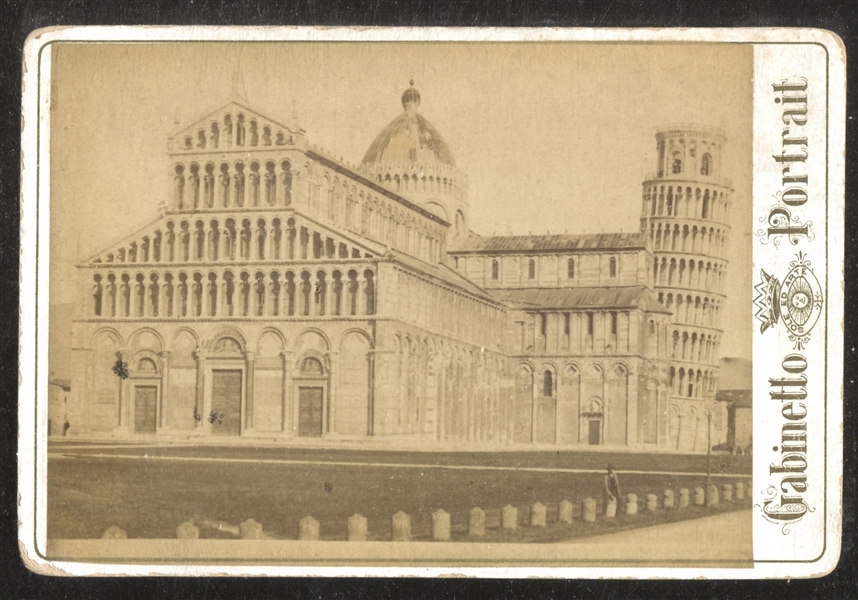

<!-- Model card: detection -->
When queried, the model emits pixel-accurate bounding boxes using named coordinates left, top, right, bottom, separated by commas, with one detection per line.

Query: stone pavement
left=562, top=509, right=753, bottom=566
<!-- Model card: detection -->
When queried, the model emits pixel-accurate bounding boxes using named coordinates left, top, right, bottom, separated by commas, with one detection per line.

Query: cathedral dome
left=361, top=81, right=456, bottom=168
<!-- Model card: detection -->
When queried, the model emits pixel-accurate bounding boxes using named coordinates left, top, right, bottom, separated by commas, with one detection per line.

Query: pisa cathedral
left=68, top=83, right=732, bottom=451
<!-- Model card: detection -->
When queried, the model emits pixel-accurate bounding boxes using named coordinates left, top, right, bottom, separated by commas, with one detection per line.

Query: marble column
left=245, top=351, right=256, bottom=432
left=158, top=350, right=171, bottom=430
left=281, top=351, right=293, bottom=436
left=193, top=348, right=208, bottom=433
left=117, top=348, right=130, bottom=430
left=326, top=351, right=339, bottom=435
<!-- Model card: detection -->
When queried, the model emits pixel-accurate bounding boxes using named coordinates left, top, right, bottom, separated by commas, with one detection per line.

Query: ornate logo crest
left=754, top=252, right=823, bottom=350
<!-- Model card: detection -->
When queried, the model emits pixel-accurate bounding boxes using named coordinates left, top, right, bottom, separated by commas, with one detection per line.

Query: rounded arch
left=209, top=326, right=248, bottom=352
left=130, top=349, right=162, bottom=374
left=257, top=327, right=286, bottom=356
left=91, top=326, right=124, bottom=347
left=293, top=327, right=331, bottom=353
left=128, top=327, right=165, bottom=352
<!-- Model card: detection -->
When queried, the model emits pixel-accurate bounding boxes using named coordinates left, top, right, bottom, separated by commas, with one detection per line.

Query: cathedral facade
left=68, top=84, right=732, bottom=452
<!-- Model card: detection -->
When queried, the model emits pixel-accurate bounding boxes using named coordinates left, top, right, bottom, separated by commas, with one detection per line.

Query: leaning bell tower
left=640, top=127, right=732, bottom=451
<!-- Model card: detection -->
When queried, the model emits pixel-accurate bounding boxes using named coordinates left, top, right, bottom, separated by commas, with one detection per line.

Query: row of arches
left=653, top=257, right=726, bottom=294
left=304, top=162, right=446, bottom=262
left=643, top=184, right=729, bottom=222
left=181, top=112, right=294, bottom=151
left=100, top=216, right=372, bottom=266
left=657, top=292, right=723, bottom=328
left=172, top=160, right=292, bottom=210
left=516, top=310, right=632, bottom=356
left=656, top=137, right=722, bottom=180
left=667, top=402, right=714, bottom=452
left=90, top=267, right=376, bottom=319
left=648, top=222, right=728, bottom=258
left=513, top=361, right=643, bottom=445
left=668, top=366, right=717, bottom=399
left=387, top=331, right=509, bottom=442
left=670, top=329, right=720, bottom=364
left=375, top=169, right=464, bottom=201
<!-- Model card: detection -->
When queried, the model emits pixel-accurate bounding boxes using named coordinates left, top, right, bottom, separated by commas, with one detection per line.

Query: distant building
left=716, top=357, right=752, bottom=453
left=68, top=83, right=733, bottom=451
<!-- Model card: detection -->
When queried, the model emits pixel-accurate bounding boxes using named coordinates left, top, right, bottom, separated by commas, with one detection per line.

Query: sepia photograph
left=17, top=28, right=844, bottom=577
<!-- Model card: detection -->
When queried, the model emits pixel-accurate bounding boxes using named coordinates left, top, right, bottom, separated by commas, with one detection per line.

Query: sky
left=49, top=41, right=753, bottom=361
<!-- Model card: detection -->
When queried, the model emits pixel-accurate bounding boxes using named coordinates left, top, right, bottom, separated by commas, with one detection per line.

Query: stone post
left=722, top=483, right=733, bottom=502
left=298, top=516, right=320, bottom=540
left=646, top=493, right=658, bottom=511
left=625, top=494, right=638, bottom=515
left=176, top=521, right=199, bottom=539
left=582, top=497, right=597, bottom=522
left=663, top=489, right=675, bottom=509
left=101, top=525, right=127, bottom=539
left=679, top=488, right=690, bottom=508
left=347, top=513, right=367, bottom=542
left=694, top=487, right=706, bottom=506
left=501, top=505, right=518, bottom=530
left=240, top=518, right=264, bottom=539
left=605, top=498, right=617, bottom=518
left=531, top=502, right=546, bottom=527
left=558, top=500, right=574, bottom=524
left=735, top=481, right=746, bottom=500
left=391, top=511, right=411, bottom=542
left=706, top=484, right=719, bottom=507
left=468, top=507, right=486, bottom=537
left=432, top=509, right=451, bottom=541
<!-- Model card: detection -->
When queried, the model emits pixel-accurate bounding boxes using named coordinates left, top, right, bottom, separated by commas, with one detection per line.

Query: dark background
left=2, top=1, right=856, bottom=598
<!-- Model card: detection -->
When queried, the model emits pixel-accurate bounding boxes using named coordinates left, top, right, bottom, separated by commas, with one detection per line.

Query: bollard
left=679, top=488, right=690, bottom=508
left=735, top=481, right=746, bottom=500
left=468, top=507, right=486, bottom=536
left=502, top=505, right=518, bottom=530
left=722, top=483, right=734, bottom=502
left=101, top=525, right=127, bottom=539
left=605, top=498, right=617, bottom=518
left=531, top=502, right=546, bottom=527
left=240, top=519, right=264, bottom=539
left=432, top=509, right=451, bottom=541
left=663, top=489, right=675, bottom=510
left=582, top=497, right=597, bottom=522
left=176, top=522, right=199, bottom=539
left=707, top=484, right=720, bottom=507
left=558, top=500, right=574, bottom=524
left=693, top=487, right=706, bottom=506
left=625, top=493, right=638, bottom=515
left=646, top=493, right=658, bottom=512
left=298, top=516, right=320, bottom=541
left=392, top=511, right=411, bottom=541
left=347, top=513, right=367, bottom=542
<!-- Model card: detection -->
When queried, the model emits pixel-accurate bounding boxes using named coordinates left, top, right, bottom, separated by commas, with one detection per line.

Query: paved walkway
left=561, top=509, right=753, bottom=565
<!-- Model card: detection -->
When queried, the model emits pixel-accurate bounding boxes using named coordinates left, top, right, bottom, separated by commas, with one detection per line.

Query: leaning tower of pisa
left=640, top=127, right=732, bottom=452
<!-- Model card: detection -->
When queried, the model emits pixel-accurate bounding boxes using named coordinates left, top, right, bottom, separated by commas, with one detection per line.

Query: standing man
left=603, top=465, right=621, bottom=515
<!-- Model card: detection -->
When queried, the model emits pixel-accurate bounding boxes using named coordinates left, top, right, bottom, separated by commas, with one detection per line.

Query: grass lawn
left=48, top=447, right=750, bottom=541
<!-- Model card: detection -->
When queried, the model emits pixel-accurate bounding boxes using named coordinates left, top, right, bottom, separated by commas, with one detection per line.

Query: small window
left=491, top=259, right=499, bottom=280
left=587, top=313, right=594, bottom=336
left=701, top=154, right=711, bottom=176
left=672, top=153, right=682, bottom=174
left=609, top=257, right=617, bottom=278
left=540, top=313, right=547, bottom=337
left=528, top=258, right=536, bottom=279
left=543, top=370, right=554, bottom=397
left=567, top=258, right=575, bottom=279
left=610, top=311, right=618, bottom=335
left=564, top=312, right=571, bottom=336
left=649, top=319, right=656, bottom=334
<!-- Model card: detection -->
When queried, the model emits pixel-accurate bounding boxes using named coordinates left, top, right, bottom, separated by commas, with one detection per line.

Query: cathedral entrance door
left=588, top=419, right=601, bottom=445
left=298, top=387, right=324, bottom=437
left=134, top=386, right=157, bottom=434
left=211, top=370, right=242, bottom=436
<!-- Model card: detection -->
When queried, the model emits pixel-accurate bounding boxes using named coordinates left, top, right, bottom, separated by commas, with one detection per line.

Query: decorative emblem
left=757, top=485, right=815, bottom=535
left=753, top=252, right=823, bottom=350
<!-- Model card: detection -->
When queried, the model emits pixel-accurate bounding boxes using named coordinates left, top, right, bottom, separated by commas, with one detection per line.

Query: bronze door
left=588, top=419, right=601, bottom=445
left=134, top=386, right=157, bottom=434
left=298, top=387, right=323, bottom=437
left=211, top=370, right=242, bottom=436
